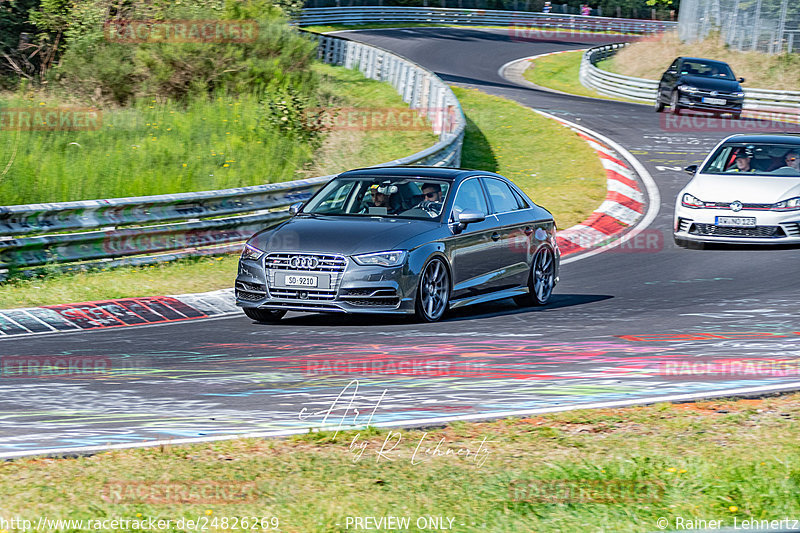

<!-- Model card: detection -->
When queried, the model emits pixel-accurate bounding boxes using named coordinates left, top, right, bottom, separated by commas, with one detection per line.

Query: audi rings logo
left=730, top=200, right=743, bottom=212
left=289, top=256, right=319, bottom=270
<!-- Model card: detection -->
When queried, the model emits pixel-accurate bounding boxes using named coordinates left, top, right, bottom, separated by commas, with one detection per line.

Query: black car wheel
left=515, top=246, right=555, bottom=307
left=654, top=94, right=665, bottom=112
left=415, top=257, right=450, bottom=322
left=243, top=307, right=287, bottom=323
left=670, top=91, right=681, bottom=114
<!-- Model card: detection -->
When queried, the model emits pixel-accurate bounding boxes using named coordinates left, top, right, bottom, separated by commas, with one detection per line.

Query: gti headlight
left=678, top=85, right=699, bottom=93
left=241, top=243, right=264, bottom=262
left=681, top=193, right=706, bottom=208
left=352, top=250, right=407, bottom=267
left=771, top=197, right=800, bottom=211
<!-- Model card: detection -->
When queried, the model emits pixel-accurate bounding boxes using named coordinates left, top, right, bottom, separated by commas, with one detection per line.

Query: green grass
left=0, top=85, right=606, bottom=309
left=4, top=394, right=800, bottom=531
left=522, top=50, right=643, bottom=103
left=0, top=63, right=435, bottom=205
left=454, top=86, right=606, bottom=229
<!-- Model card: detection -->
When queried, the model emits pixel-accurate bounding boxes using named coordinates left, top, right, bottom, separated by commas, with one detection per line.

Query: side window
left=452, top=179, right=488, bottom=216
left=483, top=178, right=521, bottom=213
left=511, top=187, right=530, bottom=209
left=668, top=59, right=679, bottom=72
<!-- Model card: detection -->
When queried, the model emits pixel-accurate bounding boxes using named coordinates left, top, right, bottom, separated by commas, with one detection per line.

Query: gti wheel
left=515, top=246, right=555, bottom=307
left=415, top=257, right=450, bottom=322
left=654, top=95, right=665, bottom=112
left=243, top=307, right=287, bottom=323
left=670, top=91, right=681, bottom=114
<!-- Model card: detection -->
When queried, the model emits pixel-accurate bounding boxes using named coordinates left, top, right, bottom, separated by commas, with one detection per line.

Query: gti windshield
left=301, top=177, right=452, bottom=220
left=702, top=143, right=800, bottom=176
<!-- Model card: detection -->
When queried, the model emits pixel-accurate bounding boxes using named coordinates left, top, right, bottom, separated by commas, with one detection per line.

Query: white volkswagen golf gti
left=674, top=134, right=800, bottom=247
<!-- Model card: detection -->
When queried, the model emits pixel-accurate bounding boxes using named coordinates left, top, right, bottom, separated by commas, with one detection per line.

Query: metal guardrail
left=299, top=7, right=676, bottom=34
left=0, top=31, right=465, bottom=276
left=580, top=43, right=800, bottom=116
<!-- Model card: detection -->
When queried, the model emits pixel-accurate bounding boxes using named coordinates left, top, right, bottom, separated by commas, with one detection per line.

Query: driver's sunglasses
left=424, top=191, right=438, bottom=198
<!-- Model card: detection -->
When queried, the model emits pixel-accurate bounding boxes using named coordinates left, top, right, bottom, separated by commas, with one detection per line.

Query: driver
left=415, top=183, right=444, bottom=216
left=730, top=151, right=755, bottom=172
left=784, top=151, right=800, bottom=171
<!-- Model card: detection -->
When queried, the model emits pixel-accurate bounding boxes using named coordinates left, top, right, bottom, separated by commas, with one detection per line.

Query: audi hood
left=247, top=215, right=442, bottom=256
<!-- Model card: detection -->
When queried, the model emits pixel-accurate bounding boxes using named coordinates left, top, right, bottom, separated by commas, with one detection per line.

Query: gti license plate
left=275, top=272, right=330, bottom=289
left=702, top=97, right=726, bottom=105
left=716, top=216, right=756, bottom=227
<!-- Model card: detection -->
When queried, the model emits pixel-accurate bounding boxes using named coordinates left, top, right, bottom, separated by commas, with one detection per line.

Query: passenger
left=362, top=184, right=391, bottom=213
left=730, top=151, right=755, bottom=172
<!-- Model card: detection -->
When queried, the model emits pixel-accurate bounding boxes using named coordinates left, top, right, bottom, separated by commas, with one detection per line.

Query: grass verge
left=454, top=86, right=606, bottom=229
left=0, top=63, right=435, bottom=205
left=4, top=394, right=800, bottom=532
left=521, top=50, right=643, bottom=103
left=606, top=32, right=800, bottom=91
left=0, top=86, right=606, bottom=309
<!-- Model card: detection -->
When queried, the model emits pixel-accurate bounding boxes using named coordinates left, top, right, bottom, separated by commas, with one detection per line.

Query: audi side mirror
left=458, top=210, right=486, bottom=226
left=289, top=202, right=303, bottom=215
left=684, top=164, right=698, bottom=175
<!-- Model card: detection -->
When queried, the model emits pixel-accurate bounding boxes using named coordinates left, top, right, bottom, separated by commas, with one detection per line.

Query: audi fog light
left=352, top=250, right=407, bottom=267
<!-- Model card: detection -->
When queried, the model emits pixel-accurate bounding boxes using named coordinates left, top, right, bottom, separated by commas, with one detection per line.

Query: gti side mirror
left=684, top=164, right=698, bottom=175
left=289, top=202, right=304, bottom=215
left=738, top=77, right=745, bottom=83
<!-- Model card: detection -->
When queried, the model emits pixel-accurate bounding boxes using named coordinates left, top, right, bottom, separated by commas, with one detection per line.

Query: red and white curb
left=551, top=119, right=646, bottom=257
left=0, top=289, right=238, bottom=338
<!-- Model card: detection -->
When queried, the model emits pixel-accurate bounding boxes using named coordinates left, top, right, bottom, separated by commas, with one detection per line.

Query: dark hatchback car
left=235, top=167, right=560, bottom=323
left=654, top=57, right=745, bottom=118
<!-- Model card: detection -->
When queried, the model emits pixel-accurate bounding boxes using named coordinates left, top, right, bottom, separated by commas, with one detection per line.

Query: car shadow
left=273, top=293, right=612, bottom=327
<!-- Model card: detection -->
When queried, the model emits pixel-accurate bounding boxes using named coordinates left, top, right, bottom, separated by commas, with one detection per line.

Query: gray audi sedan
left=235, top=167, right=560, bottom=323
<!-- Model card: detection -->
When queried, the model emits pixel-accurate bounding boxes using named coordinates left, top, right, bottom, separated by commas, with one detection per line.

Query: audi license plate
left=716, top=216, right=756, bottom=227
left=275, top=272, right=330, bottom=289
left=702, top=97, right=726, bottom=105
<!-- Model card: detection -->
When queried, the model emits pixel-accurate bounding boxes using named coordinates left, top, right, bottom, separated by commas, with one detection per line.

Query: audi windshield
left=301, top=177, right=452, bottom=220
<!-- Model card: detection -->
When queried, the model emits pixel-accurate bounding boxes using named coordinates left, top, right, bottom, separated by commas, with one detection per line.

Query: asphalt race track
left=3, top=28, right=800, bottom=457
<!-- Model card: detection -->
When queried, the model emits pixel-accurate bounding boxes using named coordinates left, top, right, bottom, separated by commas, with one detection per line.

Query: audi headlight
left=241, top=243, right=264, bottom=261
left=352, top=250, right=407, bottom=267
left=682, top=193, right=706, bottom=208
left=678, top=85, right=699, bottom=93
left=771, top=197, right=800, bottom=211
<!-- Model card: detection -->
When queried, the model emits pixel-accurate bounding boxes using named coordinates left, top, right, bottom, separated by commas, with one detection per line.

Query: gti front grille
left=690, top=224, right=785, bottom=238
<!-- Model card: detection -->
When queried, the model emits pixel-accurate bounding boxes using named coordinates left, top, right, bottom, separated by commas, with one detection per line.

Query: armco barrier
left=580, top=43, right=800, bottom=116
left=0, top=31, right=465, bottom=277
left=298, top=7, right=676, bottom=34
